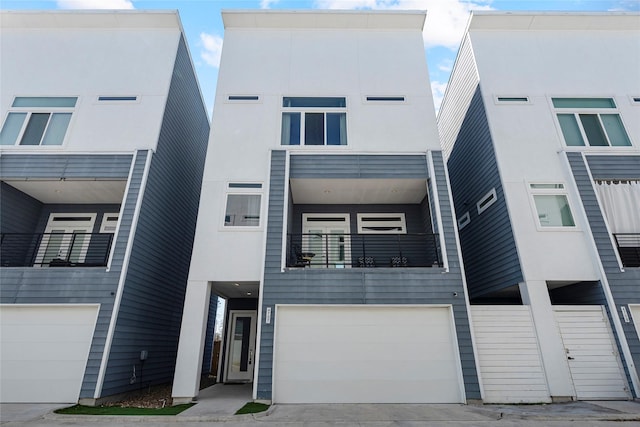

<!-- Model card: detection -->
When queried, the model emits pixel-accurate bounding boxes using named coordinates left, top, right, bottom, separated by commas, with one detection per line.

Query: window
left=529, top=183, right=576, bottom=228
left=457, top=212, right=471, bottom=230
left=281, top=97, right=347, bottom=146
left=227, top=95, right=260, bottom=101
left=553, top=97, right=632, bottom=147
left=0, top=97, right=77, bottom=146
left=365, top=96, right=405, bottom=102
left=357, top=213, right=406, bottom=234
left=495, top=96, right=530, bottom=104
left=224, top=182, right=262, bottom=227
left=477, top=188, right=497, bottom=215
left=100, top=214, right=119, bottom=233
left=98, top=96, right=137, bottom=102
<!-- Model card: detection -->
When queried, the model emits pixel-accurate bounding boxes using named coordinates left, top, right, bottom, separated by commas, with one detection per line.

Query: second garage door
left=273, top=305, right=464, bottom=403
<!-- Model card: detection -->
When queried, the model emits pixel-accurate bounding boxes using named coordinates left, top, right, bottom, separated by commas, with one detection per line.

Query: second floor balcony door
left=35, top=213, right=96, bottom=266
left=302, top=214, right=351, bottom=268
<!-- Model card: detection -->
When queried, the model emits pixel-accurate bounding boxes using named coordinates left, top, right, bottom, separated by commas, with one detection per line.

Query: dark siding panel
left=0, top=152, right=144, bottom=399
left=290, top=155, right=428, bottom=179
left=102, top=36, right=210, bottom=397
left=201, top=292, right=218, bottom=375
left=0, top=182, right=42, bottom=233
left=256, top=151, right=480, bottom=401
left=447, top=85, right=523, bottom=298
left=586, top=155, right=640, bottom=180
left=567, top=152, right=640, bottom=397
left=0, top=154, right=132, bottom=179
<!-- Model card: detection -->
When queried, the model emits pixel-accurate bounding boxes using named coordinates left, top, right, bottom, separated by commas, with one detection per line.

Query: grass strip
left=55, top=403, right=193, bottom=416
left=235, top=402, right=270, bottom=415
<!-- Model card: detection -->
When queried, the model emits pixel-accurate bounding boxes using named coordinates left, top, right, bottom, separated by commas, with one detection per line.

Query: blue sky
left=3, top=0, right=639, bottom=115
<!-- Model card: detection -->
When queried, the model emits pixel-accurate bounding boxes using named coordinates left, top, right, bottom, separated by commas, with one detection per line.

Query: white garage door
left=471, top=306, right=550, bottom=403
left=0, top=304, right=99, bottom=403
left=554, top=306, right=630, bottom=400
left=273, top=305, right=464, bottom=403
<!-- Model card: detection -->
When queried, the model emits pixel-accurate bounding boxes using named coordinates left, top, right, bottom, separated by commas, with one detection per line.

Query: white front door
left=302, top=214, right=351, bottom=268
left=225, top=310, right=257, bottom=382
left=36, top=213, right=96, bottom=265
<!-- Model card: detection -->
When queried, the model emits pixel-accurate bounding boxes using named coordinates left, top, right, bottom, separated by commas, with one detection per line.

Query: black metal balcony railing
left=614, top=233, right=640, bottom=268
left=287, top=233, right=441, bottom=269
left=0, top=233, right=114, bottom=267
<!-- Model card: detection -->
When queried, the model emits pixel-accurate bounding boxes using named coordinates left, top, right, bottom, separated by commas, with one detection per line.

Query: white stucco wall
left=0, top=12, right=181, bottom=153
left=470, top=25, right=640, bottom=283
left=189, top=12, right=440, bottom=282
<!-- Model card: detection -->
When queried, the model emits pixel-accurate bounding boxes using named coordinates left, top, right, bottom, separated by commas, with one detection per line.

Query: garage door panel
left=273, top=305, right=463, bottom=404
left=0, top=304, right=99, bottom=403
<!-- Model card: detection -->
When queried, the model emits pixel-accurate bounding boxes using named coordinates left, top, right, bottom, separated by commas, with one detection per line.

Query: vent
left=98, top=96, right=137, bottom=101
left=366, top=96, right=405, bottom=102
left=228, top=95, right=260, bottom=101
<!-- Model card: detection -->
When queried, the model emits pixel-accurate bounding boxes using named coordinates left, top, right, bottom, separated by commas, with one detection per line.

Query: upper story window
left=281, top=97, right=347, bottom=146
left=223, top=182, right=263, bottom=228
left=553, top=98, right=632, bottom=147
left=0, top=97, right=77, bottom=146
left=529, top=183, right=576, bottom=228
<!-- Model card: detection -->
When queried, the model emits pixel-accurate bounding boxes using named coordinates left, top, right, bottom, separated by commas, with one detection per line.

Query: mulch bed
left=105, top=375, right=217, bottom=408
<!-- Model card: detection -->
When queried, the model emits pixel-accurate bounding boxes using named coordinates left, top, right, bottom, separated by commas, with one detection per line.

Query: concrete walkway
left=2, top=396, right=640, bottom=425
left=177, top=383, right=253, bottom=418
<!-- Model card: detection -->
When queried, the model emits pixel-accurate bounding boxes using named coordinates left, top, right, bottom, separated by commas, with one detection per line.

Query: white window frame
left=0, top=97, right=77, bottom=147
left=99, top=213, right=119, bottom=233
left=356, top=213, right=407, bottom=234
left=281, top=97, right=347, bottom=147
left=528, top=183, right=578, bottom=231
left=457, top=212, right=471, bottom=230
left=494, top=95, right=531, bottom=105
left=476, top=188, right=497, bottom=215
left=551, top=97, right=633, bottom=148
left=35, top=213, right=97, bottom=265
left=221, top=182, right=264, bottom=230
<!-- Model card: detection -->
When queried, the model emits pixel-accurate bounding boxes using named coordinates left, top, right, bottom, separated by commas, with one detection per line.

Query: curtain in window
left=595, top=181, right=640, bottom=233
left=338, top=113, right=347, bottom=145
left=281, top=113, right=291, bottom=146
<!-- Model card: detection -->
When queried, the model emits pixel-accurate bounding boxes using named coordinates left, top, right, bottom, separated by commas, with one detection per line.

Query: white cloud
left=200, top=32, right=223, bottom=68
left=261, top=0, right=280, bottom=8
left=437, top=58, right=454, bottom=72
left=57, top=0, right=134, bottom=9
left=431, top=80, right=447, bottom=114
left=313, top=0, right=492, bottom=49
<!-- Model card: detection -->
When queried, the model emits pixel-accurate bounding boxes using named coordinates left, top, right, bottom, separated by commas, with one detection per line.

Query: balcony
left=614, top=233, right=640, bottom=268
left=1, top=232, right=113, bottom=267
left=286, top=233, right=441, bottom=269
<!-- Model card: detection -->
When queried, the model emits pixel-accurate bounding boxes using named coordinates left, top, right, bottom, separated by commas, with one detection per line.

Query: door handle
left=249, top=349, right=253, bottom=364
left=567, top=356, right=575, bottom=360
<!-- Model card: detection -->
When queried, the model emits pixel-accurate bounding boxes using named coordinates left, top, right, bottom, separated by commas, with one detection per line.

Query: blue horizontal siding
left=290, top=154, right=428, bottom=179
left=256, top=150, right=480, bottom=401
left=586, top=155, right=640, bottom=180
left=447, top=85, right=523, bottom=298
left=0, top=154, right=133, bottom=179
left=101, top=35, right=210, bottom=398
left=567, top=151, right=640, bottom=397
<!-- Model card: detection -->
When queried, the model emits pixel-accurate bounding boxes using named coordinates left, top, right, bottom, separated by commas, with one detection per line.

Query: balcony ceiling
left=4, top=179, right=126, bottom=204
left=290, top=178, right=428, bottom=204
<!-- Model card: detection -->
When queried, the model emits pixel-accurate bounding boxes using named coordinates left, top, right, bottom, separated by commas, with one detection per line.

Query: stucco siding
left=101, top=36, right=209, bottom=397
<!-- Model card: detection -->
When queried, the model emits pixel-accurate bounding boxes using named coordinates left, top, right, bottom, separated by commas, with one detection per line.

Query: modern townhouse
left=439, top=12, right=640, bottom=403
left=0, top=10, right=209, bottom=404
left=172, top=10, right=482, bottom=405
